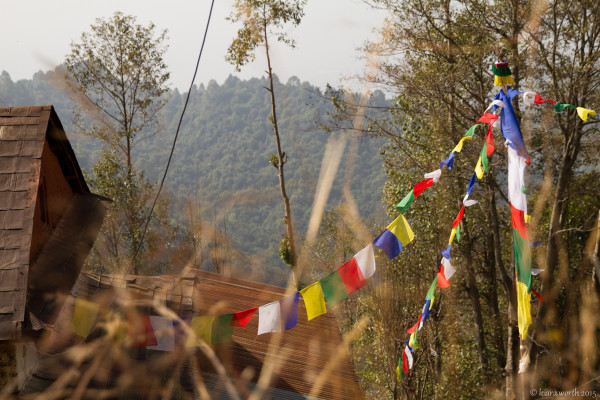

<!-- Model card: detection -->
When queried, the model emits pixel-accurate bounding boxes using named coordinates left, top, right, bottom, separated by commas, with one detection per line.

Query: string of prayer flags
left=407, top=314, right=422, bottom=334
left=396, top=170, right=442, bottom=213
left=522, top=92, right=556, bottom=107
left=300, top=282, right=327, bottom=321
left=373, top=214, right=415, bottom=259
left=280, top=292, right=300, bottom=330
left=230, top=307, right=258, bottom=327
left=148, top=316, right=175, bottom=352
left=71, top=297, right=100, bottom=337
left=420, top=299, right=434, bottom=327
left=576, top=107, right=598, bottom=122
left=337, top=255, right=368, bottom=294
left=492, top=60, right=515, bottom=86
left=258, top=301, right=282, bottom=335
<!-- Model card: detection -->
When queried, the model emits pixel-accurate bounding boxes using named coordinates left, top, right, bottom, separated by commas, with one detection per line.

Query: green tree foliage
left=1, top=71, right=388, bottom=285
left=323, top=0, right=600, bottom=398
left=226, top=0, right=306, bottom=287
left=65, top=11, right=170, bottom=171
left=65, top=12, right=176, bottom=275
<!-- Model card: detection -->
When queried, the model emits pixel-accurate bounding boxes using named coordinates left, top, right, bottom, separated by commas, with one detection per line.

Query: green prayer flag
left=555, top=101, right=576, bottom=113
left=426, top=277, right=437, bottom=300
left=480, top=143, right=488, bottom=173
left=320, top=271, right=348, bottom=307
left=212, top=314, right=234, bottom=344
left=396, top=189, right=415, bottom=213
left=455, top=225, right=461, bottom=243
left=464, top=123, right=481, bottom=138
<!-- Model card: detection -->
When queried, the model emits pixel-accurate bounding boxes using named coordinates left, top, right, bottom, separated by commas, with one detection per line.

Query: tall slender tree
left=66, top=12, right=175, bottom=275
left=226, top=0, right=306, bottom=287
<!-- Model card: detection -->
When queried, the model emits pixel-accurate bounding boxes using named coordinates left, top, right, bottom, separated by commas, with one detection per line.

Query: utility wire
left=127, top=0, right=215, bottom=274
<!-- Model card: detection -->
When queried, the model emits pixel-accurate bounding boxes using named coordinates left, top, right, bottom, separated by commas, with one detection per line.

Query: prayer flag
left=467, top=173, right=476, bottom=195
left=576, top=107, right=597, bottom=122
left=127, top=313, right=158, bottom=347
left=320, top=271, right=348, bottom=307
left=408, top=331, right=418, bottom=349
left=452, top=136, right=473, bottom=153
left=396, top=189, right=415, bottom=213
left=494, top=88, right=528, bottom=158
left=258, top=301, right=282, bottom=335
left=280, top=292, right=300, bottom=330
left=71, top=297, right=100, bottom=337
left=534, top=94, right=556, bottom=105
left=421, top=298, right=434, bottom=325
left=407, top=314, right=422, bottom=334
left=485, top=128, right=495, bottom=156
left=554, top=101, right=576, bottom=113
left=300, top=282, right=327, bottom=321
left=413, top=178, right=434, bottom=197
left=426, top=278, right=437, bottom=300
left=437, top=265, right=451, bottom=288
left=355, top=243, right=376, bottom=280
left=452, top=205, right=465, bottom=229
left=212, top=314, right=234, bottom=344
left=188, top=316, right=214, bottom=346
left=405, top=345, right=414, bottom=369
left=455, top=224, right=461, bottom=242
left=424, top=169, right=442, bottom=182
left=464, top=124, right=481, bottom=137
left=337, top=257, right=367, bottom=294
left=402, top=350, right=409, bottom=376
left=440, top=152, right=456, bottom=170
left=373, top=214, right=414, bottom=259
left=441, top=244, right=452, bottom=260
left=441, top=257, right=456, bottom=280
left=475, top=157, right=484, bottom=179
left=148, top=316, right=175, bottom=351
left=477, top=113, right=499, bottom=125
left=230, top=307, right=258, bottom=327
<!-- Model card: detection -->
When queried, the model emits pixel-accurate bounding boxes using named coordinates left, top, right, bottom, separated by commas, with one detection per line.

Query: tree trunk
left=263, top=23, right=298, bottom=288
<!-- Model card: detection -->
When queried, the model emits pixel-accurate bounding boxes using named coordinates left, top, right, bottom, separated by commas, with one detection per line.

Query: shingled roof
left=0, top=105, right=109, bottom=340
left=18, top=269, right=365, bottom=399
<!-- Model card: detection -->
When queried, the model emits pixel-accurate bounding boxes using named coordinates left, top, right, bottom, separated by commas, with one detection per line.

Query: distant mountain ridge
left=0, top=69, right=388, bottom=281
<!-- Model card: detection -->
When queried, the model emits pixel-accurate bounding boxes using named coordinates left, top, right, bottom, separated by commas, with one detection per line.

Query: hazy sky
left=4, top=0, right=388, bottom=91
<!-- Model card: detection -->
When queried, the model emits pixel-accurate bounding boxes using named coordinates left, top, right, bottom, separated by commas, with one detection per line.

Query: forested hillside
left=0, top=69, right=388, bottom=282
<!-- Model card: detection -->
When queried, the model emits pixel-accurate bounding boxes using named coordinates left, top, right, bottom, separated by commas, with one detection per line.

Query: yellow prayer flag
left=475, top=157, right=484, bottom=179
left=387, top=214, right=415, bottom=246
left=396, top=365, right=401, bottom=381
left=516, top=281, right=532, bottom=338
left=187, top=316, right=214, bottom=347
left=71, top=297, right=100, bottom=337
left=448, top=228, right=456, bottom=245
left=451, top=136, right=473, bottom=153
left=576, top=107, right=597, bottom=122
left=408, top=332, right=418, bottom=349
left=524, top=214, right=531, bottom=224
left=300, top=282, right=327, bottom=321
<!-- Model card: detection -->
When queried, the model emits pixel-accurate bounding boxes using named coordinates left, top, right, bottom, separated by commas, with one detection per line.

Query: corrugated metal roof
left=18, top=270, right=365, bottom=399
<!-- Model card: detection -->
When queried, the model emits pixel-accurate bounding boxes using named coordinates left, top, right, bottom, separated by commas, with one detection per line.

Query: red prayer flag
left=477, top=112, right=499, bottom=125
left=452, top=205, right=465, bottom=229
left=407, top=314, right=422, bottom=334
left=127, top=313, right=158, bottom=347
left=531, top=289, right=544, bottom=302
left=510, top=204, right=529, bottom=240
left=534, top=94, right=556, bottom=105
left=437, top=265, right=451, bottom=288
left=413, top=178, right=434, bottom=197
left=402, top=351, right=409, bottom=375
left=230, top=307, right=258, bottom=327
left=337, top=257, right=366, bottom=295
left=485, top=128, right=495, bottom=156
